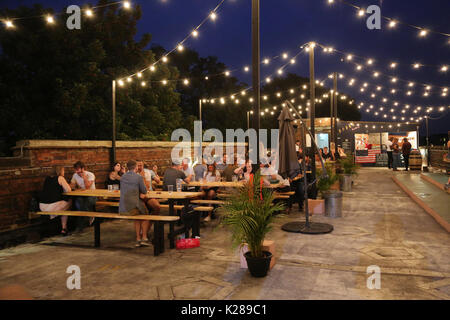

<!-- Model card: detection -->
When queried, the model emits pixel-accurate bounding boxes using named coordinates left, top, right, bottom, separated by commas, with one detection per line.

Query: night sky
left=2, top=0, right=449, bottom=138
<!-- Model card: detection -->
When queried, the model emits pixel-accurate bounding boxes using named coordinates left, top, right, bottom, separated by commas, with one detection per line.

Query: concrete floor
left=0, top=168, right=449, bottom=300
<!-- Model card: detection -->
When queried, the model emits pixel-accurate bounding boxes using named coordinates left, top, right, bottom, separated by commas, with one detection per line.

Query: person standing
left=402, top=138, right=412, bottom=171
left=70, top=161, right=96, bottom=231
left=119, top=160, right=151, bottom=247
left=392, top=138, right=400, bottom=171
left=39, top=166, right=72, bottom=236
left=386, top=137, right=394, bottom=169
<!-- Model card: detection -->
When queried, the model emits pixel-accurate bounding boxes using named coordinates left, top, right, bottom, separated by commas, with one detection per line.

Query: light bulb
left=162, top=56, right=168, bottom=63
left=123, top=1, right=131, bottom=9
left=137, top=72, right=142, bottom=78
left=388, top=20, right=397, bottom=28
left=46, top=16, right=54, bottom=24
left=244, top=66, right=249, bottom=72
left=177, top=44, right=184, bottom=52
left=192, top=30, right=198, bottom=38
left=210, top=12, right=217, bottom=21
left=85, top=9, right=93, bottom=17
left=419, top=29, right=428, bottom=37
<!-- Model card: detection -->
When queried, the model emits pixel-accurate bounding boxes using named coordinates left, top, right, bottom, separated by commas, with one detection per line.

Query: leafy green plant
left=220, top=172, right=285, bottom=258
left=317, top=163, right=339, bottom=193
left=339, top=158, right=359, bottom=175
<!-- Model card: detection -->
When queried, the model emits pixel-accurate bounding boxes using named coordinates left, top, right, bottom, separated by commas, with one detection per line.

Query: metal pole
left=333, top=72, right=338, bottom=154
left=112, top=80, right=116, bottom=165
left=247, top=111, right=250, bottom=130
left=252, top=0, right=261, bottom=169
left=308, top=43, right=316, bottom=184
left=199, top=99, right=202, bottom=122
left=330, top=88, right=333, bottom=151
left=426, top=116, right=430, bottom=166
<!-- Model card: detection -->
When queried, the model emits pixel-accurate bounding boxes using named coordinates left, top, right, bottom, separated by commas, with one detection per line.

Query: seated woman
left=39, top=166, right=72, bottom=236
left=201, top=163, right=221, bottom=221
left=105, top=162, right=122, bottom=189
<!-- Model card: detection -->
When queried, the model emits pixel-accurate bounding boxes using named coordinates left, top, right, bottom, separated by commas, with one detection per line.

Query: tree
left=0, top=0, right=181, bottom=155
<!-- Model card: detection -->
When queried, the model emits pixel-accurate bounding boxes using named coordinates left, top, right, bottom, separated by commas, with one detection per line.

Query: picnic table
left=186, top=180, right=286, bottom=189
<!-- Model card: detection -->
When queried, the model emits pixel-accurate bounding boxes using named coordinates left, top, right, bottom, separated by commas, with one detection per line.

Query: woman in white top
left=201, top=163, right=221, bottom=221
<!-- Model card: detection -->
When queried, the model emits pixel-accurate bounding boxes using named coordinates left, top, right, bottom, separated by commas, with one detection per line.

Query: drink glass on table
left=107, top=185, right=113, bottom=192
left=168, top=185, right=173, bottom=194
left=176, top=179, right=182, bottom=192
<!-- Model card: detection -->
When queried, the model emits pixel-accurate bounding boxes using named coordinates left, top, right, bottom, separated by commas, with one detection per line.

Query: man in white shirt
left=386, top=137, right=394, bottom=169
left=181, top=158, right=195, bottom=190
left=70, top=161, right=97, bottom=230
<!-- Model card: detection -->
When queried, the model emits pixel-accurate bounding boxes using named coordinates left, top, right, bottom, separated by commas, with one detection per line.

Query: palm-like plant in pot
left=220, top=172, right=285, bottom=277
left=338, top=158, right=359, bottom=192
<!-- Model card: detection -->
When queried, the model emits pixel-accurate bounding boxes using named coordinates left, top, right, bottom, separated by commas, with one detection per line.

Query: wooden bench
left=96, top=201, right=119, bottom=207
left=159, top=204, right=185, bottom=211
left=37, top=211, right=179, bottom=256
left=191, top=200, right=225, bottom=205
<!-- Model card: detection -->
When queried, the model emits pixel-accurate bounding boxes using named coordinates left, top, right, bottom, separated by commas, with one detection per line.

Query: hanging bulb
left=192, top=30, right=199, bottom=38
left=4, top=20, right=14, bottom=28
left=388, top=20, right=397, bottom=28
left=85, top=9, right=93, bottom=17
left=177, top=44, right=184, bottom=52
left=123, top=1, right=131, bottom=9
left=210, top=12, right=217, bottom=21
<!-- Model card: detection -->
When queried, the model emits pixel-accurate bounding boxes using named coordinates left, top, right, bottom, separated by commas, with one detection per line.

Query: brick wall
left=0, top=140, right=245, bottom=238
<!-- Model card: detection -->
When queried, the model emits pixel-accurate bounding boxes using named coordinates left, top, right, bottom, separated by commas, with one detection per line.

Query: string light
left=4, top=20, right=14, bottom=28
left=123, top=1, right=131, bottom=9
left=85, top=9, right=93, bottom=17
left=46, top=16, right=55, bottom=24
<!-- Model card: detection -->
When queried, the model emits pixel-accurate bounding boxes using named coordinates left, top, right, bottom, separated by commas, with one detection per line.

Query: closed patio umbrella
left=280, top=102, right=333, bottom=234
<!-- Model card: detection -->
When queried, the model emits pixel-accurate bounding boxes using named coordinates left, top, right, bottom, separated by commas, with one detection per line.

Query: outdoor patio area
left=1, top=168, right=449, bottom=300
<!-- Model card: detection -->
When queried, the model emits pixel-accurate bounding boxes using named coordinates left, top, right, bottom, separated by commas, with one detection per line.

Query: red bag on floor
left=176, top=238, right=200, bottom=249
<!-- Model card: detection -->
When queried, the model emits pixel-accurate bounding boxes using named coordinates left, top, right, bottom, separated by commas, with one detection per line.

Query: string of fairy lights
left=1, top=1, right=131, bottom=28
left=2, top=0, right=448, bottom=127
left=326, top=0, right=450, bottom=40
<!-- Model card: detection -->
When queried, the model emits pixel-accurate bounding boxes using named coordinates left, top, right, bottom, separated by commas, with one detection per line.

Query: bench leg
left=153, top=222, right=160, bottom=256
left=94, top=219, right=100, bottom=247
left=192, top=212, right=201, bottom=238
left=158, top=222, right=165, bottom=254
left=169, top=222, right=175, bottom=249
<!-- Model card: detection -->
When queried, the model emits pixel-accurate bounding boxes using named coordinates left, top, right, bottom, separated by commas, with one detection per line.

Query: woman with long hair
left=105, top=162, right=122, bottom=189
left=39, top=166, right=72, bottom=236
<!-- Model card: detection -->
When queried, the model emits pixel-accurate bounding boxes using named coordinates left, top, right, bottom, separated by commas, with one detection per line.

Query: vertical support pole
left=332, top=74, right=337, bottom=153
left=308, top=43, right=316, bottom=183
left=112, top=80, right=116, bottom=165
left=426, top=116, right=430, bottom=166
left=330, top=88, right=333, bottom=150
left=301, top=123, right=310, bottom=228
left=247, top=111, right=250, bottom=130
left=199, top=99, right=202, bottom=122
left=252, top=0, right=261, bottom=170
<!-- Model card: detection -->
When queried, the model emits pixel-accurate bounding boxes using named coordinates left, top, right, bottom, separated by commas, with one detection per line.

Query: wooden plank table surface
left=63, top=189, right=203, bottom=199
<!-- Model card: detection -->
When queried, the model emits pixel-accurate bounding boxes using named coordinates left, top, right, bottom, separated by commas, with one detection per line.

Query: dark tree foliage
left=0, top=1, right=182, bottom=155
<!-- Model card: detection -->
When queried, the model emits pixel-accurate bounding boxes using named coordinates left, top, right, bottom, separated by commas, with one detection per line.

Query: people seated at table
left=337, top=146, right=347, bottom=159
left=215, top=154, right=227, bottom=172
left=105, top=162, right=122, bottom=189
left=137, top=160, right=160, bottom=215
left=70, top=161, right=96, bottom=231
left=39, top=166, right=72, bottom=236
left=149, top=164, right=161, bottom=189
left=118, top=160, right=151, bottom=248
left=235, top=159, right=253, bottom=181
left=193, top=158, right=207, bottom=181
left=163, top=161, right=192, bottom=191
left=201, top=163, right=221, bottom=221
left=218, top=154, right=239, bottom=181
left=181, top=158, right=194, bottom=181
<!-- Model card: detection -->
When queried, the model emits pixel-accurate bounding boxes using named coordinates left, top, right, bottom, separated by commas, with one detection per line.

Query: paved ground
left=0, top=168, right=449, bottom=300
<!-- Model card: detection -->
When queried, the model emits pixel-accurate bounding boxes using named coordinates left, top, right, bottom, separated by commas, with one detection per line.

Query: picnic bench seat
left=37, top=211, right=179, bottom=256
left=96, top=201, right=119, bottom=207
left=191, top=200, right=225, bottom=205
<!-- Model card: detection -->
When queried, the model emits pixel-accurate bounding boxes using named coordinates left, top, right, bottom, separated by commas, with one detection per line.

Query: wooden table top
left=63, top=189, right=203, bottom=199
left=187, top=181, right=244, bottom=188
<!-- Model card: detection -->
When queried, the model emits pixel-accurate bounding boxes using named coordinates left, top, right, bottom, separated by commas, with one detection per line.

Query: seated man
left=137, top=160, right=160, bottom=215
left=119, top=160, right=151, bottom=248
left=70, top=161, right=96, bottom=231
left=163, top=161, right=191, bottom=191
left=220, top=154, right=239, bottom=181
left=193, top=158, right=207, bottom=182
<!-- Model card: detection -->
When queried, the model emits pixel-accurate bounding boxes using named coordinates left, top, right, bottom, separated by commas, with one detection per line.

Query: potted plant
left=338, top=158, right=358, bottom=192
left=220, top=172, right=284, bottom=277
left=317, top=163, right=343, bottom=218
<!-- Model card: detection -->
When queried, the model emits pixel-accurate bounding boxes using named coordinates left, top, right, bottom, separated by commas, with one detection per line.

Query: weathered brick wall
left=0, top=140, right=245, bottom=235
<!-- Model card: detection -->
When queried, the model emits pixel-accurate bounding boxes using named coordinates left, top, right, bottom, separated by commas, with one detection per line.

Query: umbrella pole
left=301, top=122, right=310, bottom=228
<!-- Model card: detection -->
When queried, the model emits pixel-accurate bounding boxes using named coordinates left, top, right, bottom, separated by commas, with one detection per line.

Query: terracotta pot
left=308, top=199, right=325, bottom=215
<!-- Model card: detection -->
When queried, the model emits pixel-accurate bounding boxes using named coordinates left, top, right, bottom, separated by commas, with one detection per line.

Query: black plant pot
left=244, top=251, right=272, bottom=277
